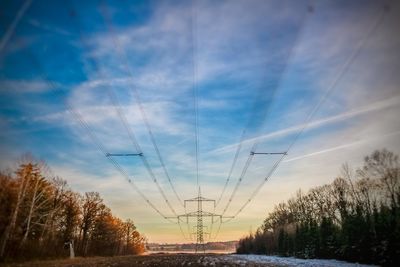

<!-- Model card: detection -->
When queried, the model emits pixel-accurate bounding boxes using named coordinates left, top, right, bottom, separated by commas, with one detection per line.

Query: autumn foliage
left=0, top=157, right=145, bottom=261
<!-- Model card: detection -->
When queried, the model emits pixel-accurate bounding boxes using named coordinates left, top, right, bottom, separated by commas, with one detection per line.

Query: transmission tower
left=188, top=188, right=213, bottom=252
left=169, top=187, right=231, bottom=253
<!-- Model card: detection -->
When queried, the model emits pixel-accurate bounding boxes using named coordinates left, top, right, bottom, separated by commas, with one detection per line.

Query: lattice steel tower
left=172, top=187, right=225, bottom=253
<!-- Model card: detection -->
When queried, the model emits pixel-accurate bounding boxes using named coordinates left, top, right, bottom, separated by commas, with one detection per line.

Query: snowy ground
left=225, top=254, right=379, bottom=267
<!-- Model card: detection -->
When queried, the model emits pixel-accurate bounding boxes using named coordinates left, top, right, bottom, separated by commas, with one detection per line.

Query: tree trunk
left=0, top=166, right=30, bottom=258
left=20, top=174, right=40, bottom=246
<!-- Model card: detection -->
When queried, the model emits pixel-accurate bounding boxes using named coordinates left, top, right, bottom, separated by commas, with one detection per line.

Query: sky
left=0, top=0, right=400, bottom=244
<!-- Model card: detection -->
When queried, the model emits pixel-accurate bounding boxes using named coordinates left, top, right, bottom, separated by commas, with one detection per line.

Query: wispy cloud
left=26, top=18, right=71, bottom=36
left=211, top=95, right=400, bottom=155
left=0, top=79, right=54, bottom=93
left=284, top=130, right=400, bottom=163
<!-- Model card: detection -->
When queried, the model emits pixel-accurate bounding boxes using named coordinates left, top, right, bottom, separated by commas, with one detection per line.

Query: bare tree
left=0, top=163, right=38, bottom=258
left=359, top=149, right=399, bottom=207
left=79, top=192, right=103, bottom=256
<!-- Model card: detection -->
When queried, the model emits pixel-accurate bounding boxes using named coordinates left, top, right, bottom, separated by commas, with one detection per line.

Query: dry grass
left=1, top=253, right=281, bottom=267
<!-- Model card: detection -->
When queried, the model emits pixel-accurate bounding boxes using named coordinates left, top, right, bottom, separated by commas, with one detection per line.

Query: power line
left=95, top=1, right=185, bottom=208
left=44, top=78, right=173, bottom=222
left=285, top=5, right=388, bottom=154
left=177, top=219, right=192, bottom=242
left=212, top=219, right=223, bottom=240
left=218, top=1, right=314, bottom=215
left=221, top=152, right=254, bottom=215
left=190, top=0, right=200, bottom=190
left=217, top=3, right=389, bottom=231
left=222, top=154, right=285, bottom=224
left=64, top=1, right=182, bottom=217
left=19, top=41, right=181, bottom=227
left=107, top=84, right=180, bottom=217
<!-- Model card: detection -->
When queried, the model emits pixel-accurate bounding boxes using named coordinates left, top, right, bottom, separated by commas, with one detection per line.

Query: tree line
left=0, top=156, right=145, bottom=262
left=236, top=149, right=400, bottom=266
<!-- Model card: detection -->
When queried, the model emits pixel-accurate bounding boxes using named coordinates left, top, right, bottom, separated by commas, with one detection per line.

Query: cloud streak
left=0, top=0, right=32, bottom=53
left=0, top=79, right=54, bottom=93
left=211, top=95, right=400, bottom=155
left=284, top=130, right=400, bottom=163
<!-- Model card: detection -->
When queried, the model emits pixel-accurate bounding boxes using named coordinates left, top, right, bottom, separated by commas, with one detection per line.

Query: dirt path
left=2, top=254, right=282, bottom=267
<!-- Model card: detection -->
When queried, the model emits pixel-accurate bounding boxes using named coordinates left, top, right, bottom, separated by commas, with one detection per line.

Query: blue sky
left=1, top=0, right=400, bottom=243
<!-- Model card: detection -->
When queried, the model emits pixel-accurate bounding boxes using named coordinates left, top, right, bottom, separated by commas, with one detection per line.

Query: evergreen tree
left=236, top=149, right=400, bottom=266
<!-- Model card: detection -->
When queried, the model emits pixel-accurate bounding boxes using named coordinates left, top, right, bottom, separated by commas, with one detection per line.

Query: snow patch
left=226, top=254, right=379, bottom=267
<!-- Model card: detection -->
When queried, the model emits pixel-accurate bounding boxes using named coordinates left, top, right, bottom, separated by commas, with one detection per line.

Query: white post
left=69, top=240, right=75, bottom=259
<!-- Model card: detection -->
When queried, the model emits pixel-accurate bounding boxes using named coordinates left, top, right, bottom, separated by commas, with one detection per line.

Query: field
left=2, top=254, right=275, bottom=267
left=2, top=254, right=378, bottom=267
